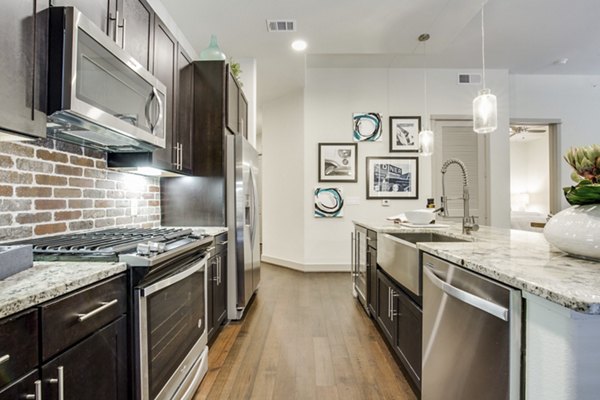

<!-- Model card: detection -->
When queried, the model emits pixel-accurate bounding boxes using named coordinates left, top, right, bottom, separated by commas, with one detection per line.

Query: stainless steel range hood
left=47, top=7, right=167, bottom=153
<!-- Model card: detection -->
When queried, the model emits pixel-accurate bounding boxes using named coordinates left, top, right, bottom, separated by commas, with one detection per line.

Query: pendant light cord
left=423, top=40, right=429, bottom=130
left=481, top=2, right=486, bottom=89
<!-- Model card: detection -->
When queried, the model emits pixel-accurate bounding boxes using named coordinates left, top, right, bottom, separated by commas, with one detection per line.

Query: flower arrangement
left=563, top=144, right=600, bottom=205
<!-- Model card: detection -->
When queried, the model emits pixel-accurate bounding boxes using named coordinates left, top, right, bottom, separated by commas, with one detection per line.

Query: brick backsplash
left=0, top=139, right=160, bottom=241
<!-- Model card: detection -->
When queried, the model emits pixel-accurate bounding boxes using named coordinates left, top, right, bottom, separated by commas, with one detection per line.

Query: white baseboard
left=261, top=255, right=349, bottom=273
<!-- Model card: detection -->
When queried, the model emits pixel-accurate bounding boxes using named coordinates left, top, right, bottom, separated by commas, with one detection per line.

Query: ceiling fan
left=509, top=125, right=547, bottom=137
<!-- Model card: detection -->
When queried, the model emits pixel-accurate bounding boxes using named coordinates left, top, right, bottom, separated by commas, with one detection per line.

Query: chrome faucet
left=440, top=159, right=479, bottom=235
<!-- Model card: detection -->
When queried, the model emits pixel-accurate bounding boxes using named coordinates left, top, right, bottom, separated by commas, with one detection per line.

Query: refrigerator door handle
left=249, top=167, right=259, bottom=245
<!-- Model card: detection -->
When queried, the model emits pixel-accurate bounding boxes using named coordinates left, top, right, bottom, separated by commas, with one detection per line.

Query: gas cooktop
left=12, top=228, right=210, bottom=262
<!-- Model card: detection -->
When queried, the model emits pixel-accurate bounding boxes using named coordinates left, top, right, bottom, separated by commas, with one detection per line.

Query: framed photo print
left=353, top=112, right=383, bottom=142
left=314, top=187, right=344, bottom=218
left=318, top=143, right=358, bottom=182
left=366, top=157, right=419, bottom=199
left=389, top=116, right=421, bottom=152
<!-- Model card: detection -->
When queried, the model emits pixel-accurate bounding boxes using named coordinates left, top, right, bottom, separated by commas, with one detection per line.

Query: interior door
left=432, top=119, right=489, bottom=225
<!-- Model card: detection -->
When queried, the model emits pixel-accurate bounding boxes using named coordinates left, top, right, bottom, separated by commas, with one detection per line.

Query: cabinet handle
left=205, top=246, right=215, bottom=253
left=24, top=380, right=42, bottom=400
left=109, top=11, right=119, bottom=42
left=48, top=366, right=64, bottom=400
left=218, top=257, right=222, bottom=285
left=217, top=240, right=228, bottom=245
left=390, top=290, right=398, bottom=321
left=0, top=354, right=9, bottom=365
left=77, top=299, right=118, bottom=322
left=179, top=143, right=183, bottom=170
left=119, top=17, right=127, bottom=49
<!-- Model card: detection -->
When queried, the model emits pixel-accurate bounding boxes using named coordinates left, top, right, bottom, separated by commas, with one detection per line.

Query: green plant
left=563, top=144, right=600, bottom=205
left=229, top=59, right=243, bottom=86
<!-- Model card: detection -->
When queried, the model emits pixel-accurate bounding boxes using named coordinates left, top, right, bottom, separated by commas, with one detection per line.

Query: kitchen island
left=354, top=219, right=600, bottom=400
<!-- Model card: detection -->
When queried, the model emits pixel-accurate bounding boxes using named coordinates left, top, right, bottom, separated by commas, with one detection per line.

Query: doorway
left=431, top=119, right=490, bottom=225
left=508, top=122, right=560, bottom=231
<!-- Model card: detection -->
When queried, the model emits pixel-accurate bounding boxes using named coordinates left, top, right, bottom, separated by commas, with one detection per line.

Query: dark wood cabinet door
left=214, top=253, right=228, bottom=327
left=151, top=17, right=177, bottom=170
left=42, top=316, right=128, bottom=400
left=367, top=246, right=377, bottom=316
left=0, top=309, right=38, bottom=390
left=51, top=0, right=116, bottom=36
left=0, top=0, right=47, bottom=138
left=118, top=0, right=153, bottom=70
left=239, top=91, right=248, bottom=139
left=394, top=292, right=422, bottom=387
left=0, top=370, right=39, bottom=400
left=176, top=45, right=193, bottom=174
left=376, top=270, right=395, bottom=344
left=207, top=255, right=216, bottom=339
left=226, top=72, right=239, bottom=134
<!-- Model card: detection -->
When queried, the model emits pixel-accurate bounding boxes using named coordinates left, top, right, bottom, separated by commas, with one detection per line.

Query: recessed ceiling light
left=291, top=40, right=307, bottom=52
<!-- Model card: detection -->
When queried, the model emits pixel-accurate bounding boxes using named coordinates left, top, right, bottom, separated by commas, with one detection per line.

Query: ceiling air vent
left=266, top=20, right=296, bottom=32
left=457, top=73, right=482, bottom=85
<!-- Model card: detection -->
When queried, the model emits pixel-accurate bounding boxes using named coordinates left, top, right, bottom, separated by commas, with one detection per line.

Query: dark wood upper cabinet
left=0, top=0, right=48, bottom=139
left=239, top=91, right=248, bottom=139
left=151, top=16, right=177, bottom=171
left=176, top=45, right=193, bottom=174
left=117, top=0, right=154, bottom=70
left=50, top=0, right=116, bottom=35
left=226, top=72, right=239, bottom=134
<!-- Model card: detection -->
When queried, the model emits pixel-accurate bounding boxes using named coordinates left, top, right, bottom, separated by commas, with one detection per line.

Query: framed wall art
left=389, top=116, right=421, bottom=152
left=318, top=143, right=358, bottom=182
left=353, top=112, right=382, bottom=142
left=366, top=157, right=419, bottom=199
left=314, top=187, right=344, bottom=218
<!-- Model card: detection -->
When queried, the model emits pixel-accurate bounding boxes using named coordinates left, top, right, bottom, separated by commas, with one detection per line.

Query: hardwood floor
left=194, top=263, right=417, bottom=400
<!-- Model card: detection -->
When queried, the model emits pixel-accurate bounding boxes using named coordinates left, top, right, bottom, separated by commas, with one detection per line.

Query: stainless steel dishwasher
left=422, top=253, right=522, bottom=400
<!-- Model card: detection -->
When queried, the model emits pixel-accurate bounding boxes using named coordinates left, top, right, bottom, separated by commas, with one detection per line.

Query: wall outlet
left=131, top=200, right=139, bottom=216
left=382, top=199, right=390, bottom=207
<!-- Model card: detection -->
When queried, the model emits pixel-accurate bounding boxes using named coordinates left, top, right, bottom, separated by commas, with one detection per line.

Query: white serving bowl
left=404, top=209, right=435, bottom=225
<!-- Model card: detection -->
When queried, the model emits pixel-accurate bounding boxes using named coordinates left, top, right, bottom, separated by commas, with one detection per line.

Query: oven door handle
left=141, top=255, right=208, bottom=297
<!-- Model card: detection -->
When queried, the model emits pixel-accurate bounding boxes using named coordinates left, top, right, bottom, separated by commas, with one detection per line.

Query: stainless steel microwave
left=47, top=7, right=166, bottom=152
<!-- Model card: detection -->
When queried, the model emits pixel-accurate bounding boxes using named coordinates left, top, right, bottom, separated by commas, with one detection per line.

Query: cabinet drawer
left=214, top=232, right=228, bottom=255
left=41, top=274, right=127, bottom=361
left=0, top=309, right=38, bottom=390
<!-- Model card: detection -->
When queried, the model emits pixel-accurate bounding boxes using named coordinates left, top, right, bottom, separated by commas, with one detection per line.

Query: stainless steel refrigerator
left=226, top=134, right=261, bottom=320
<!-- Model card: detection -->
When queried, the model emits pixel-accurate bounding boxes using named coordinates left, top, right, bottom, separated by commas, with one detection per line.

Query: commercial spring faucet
left=439, top=159, right=479, bottom=235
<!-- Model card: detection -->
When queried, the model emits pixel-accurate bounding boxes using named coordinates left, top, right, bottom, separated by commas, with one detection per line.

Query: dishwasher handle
left=424, top=265, right=509, bottom=321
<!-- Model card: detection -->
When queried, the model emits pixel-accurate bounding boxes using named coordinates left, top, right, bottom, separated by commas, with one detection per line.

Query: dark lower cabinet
left=394, top=289, right=422, bottom=389
left=0, top=370, right=39, bottom=400
left=208, top=233, right=228, bottom=342
left=367, top=240, right=377, bottom=316
left=376, top=270, right=396, bottom=344
left=375, top=268, right=422, bottom=393
left=42, top=316, right=127, bottom=400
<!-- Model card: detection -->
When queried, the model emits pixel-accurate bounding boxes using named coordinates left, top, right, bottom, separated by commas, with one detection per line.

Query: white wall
left=510, top=74, right=600, bottom=209
left=261, top=90, right=306, bottom=267
left=261, top=67, right=510, bottom=270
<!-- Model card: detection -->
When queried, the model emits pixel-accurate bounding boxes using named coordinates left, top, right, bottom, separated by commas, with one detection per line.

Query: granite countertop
left=0, top=261, right=127, bottom=319
left=353, top=219, right=600, bottom=314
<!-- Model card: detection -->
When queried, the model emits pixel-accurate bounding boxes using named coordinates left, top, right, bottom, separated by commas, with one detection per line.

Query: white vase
left=543, top=204, right=600, bottom=261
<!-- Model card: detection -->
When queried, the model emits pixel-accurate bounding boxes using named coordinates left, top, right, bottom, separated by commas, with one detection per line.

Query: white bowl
left=404, top=209, right=435, bottom=225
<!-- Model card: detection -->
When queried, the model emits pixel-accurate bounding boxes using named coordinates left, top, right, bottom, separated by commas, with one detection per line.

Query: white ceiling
left=162, top=0, right=600, bottom=106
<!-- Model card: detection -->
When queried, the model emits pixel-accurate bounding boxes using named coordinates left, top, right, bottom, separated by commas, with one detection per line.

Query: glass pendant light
left=473, top=2, right=497, bottom=134
left=418, top=33, right=434, bottom=156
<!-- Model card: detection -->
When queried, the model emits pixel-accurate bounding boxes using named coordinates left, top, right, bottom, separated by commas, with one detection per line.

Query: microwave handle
left=152, top=87, right=164, bottom=134
left=144, top=90, right=154, bottom=131
left=141, top=255, right=207, bottom=297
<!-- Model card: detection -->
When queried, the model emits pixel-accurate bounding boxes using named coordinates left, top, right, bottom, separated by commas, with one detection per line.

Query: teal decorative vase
left=199, top=35, right=226, bottom=60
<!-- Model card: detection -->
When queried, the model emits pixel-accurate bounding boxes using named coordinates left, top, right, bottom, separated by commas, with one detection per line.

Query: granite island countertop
left=0, top=261, right=127, bottom=319
left=353, top=219, right=600, bottom=314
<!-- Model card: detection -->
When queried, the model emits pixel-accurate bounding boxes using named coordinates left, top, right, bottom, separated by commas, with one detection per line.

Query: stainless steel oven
left=134, top=250, right=209, bottom=400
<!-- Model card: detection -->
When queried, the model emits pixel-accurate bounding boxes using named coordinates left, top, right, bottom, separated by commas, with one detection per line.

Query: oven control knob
left=148, top=241, right=166, bottom=253
left=137, top=243, right=150, bottom=256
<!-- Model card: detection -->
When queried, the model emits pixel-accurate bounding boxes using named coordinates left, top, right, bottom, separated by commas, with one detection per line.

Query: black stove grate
left=12, top=228, right=194, bottom=260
